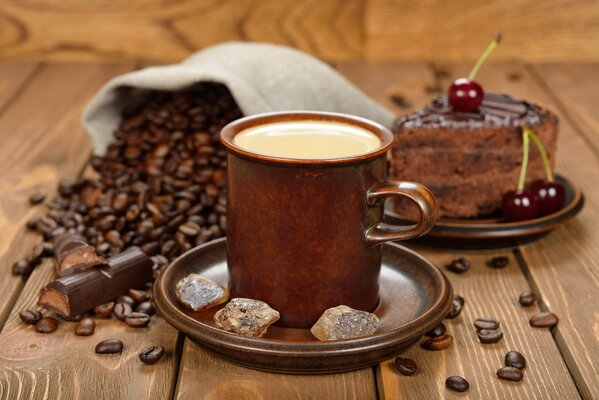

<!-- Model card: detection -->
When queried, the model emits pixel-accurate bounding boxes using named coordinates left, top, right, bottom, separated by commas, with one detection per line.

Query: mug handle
left=365, top=181, right=437, bottom=246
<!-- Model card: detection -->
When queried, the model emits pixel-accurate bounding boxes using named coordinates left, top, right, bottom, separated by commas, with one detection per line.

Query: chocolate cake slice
left=391, top=93, right=558, bottom=219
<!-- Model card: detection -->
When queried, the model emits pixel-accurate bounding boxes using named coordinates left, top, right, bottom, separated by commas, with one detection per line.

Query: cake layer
left=391, top=94, right=559, bottom=218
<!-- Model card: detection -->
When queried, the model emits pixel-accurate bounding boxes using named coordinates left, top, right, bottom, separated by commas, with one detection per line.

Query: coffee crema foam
left=233, top=121, right=381, bottom=159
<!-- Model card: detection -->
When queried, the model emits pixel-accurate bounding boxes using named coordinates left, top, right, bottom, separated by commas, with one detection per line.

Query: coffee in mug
left=233, top=120, right=381, bottom=159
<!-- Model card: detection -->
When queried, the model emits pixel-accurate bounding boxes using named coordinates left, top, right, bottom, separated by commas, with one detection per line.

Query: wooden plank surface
left=339, top=60, right=582, bottom=399
left=0, top=0, right=363, bottom=63
left=518, top=63, right=599, bottom=400
left=1, top=0, right=599, bottom=63
left=175, top=341, right=377, bottom=400
left=0, top=63, right=131, bottom=330
left=0, top=62, right=38, bottom=114
left=0, top=260, right=180, bottom=400
left=531, top=63, right=599, bottom=154
left=365, top=0, right=599, bottom=62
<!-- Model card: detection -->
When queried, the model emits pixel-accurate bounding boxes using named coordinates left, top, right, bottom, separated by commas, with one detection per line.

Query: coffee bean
left=136, top=301, right=155, bottom=316
left=128, top=289, right=149, bottom=304
left=487, top=256, right=509, bottom=268
left=445, top=376, right=469, bottom=392
left=505, top=351, right=526, bottom=369
left=394, top=357, right=417, bottom=376
left=125, top=312, right=151, bottom=328
left=20, top=309, right=42, bottom=324
left=497, top=366, right=523, bottom=382
left=114, top=303, right=132, bottom=321
left=117, top=295, right=136, bottom=307
left=12, top=259, right=31, bottom=276
left=425, top=323, right=446, bottom=338
left=58, top=314, right=83, bottom=322
left=446, top=295, right=464, bottom=319
left=178, top=222, right=201, bottom=237
left=519, top=291, right=536, bottom=307
left=421, top=334, right=453, bottom=350
left=446, top=257, right=470, bottom=273
left=35, top=317, right=59, bottom=333
left=477, top=328, right=503, bottom=344
left=94, top=301, right=115, bottom=318
left=29, top=192, right=46, bottom=205
left=139, top=345, right=165, bottom=365
left=474, top=317, right=499, bottom=331
left=530, top=312, right=558, bottom=328
left=75, top=318, right=96, bottom=336
left=95, top=339, right=123, bottom=354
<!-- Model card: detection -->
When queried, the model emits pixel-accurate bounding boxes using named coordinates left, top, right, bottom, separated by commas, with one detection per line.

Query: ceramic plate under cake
left=385, top=175, right=584, bottom=250
left=154, top=237, right=452, bottom=374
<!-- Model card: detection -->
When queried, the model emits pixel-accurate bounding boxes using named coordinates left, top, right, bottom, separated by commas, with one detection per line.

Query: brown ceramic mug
left=220, top=112, right=437, bottom=328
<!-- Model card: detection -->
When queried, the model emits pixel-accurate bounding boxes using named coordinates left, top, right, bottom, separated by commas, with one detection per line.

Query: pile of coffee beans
left=17, top=83, right=243, bottom=278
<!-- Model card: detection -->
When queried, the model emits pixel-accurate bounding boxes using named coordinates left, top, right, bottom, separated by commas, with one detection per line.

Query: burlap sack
left=82, top=42, right=395, bottom=155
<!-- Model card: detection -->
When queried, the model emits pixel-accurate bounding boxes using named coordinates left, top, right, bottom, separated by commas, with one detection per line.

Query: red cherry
left=530, top=179, right=565, bottom=215
left=501, top=189, right=540, bottom=221
left=448, top=78, right=484, bottom=112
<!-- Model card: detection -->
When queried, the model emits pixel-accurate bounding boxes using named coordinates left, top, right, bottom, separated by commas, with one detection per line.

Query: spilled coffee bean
left=445, top=375, right=469, bottom=392
left=421, top=334, right=453, bottom=350
left=29, top=192, right=46, bottom=205
left=114, top=303, right=132, bottom=321
left=425, top=323, right=446, bottom=338
left=94, top=302, right=115, bottom=318
left=75, top=318, right=96, bottom=336
left=95, top=339, right=123, bottom=354
left=530, top=312, right=558, bottom=328
left=505, top=351, right=526, bottom=370
left=12, top=259, right=32, bottom=276
left=128, top=289, right=149, bottom=304
left=477, top=328, right=503, bottom=344
left=446, top=295, right=464, bottom=319
left=19, top=309, right=42, bottom=325
left=487, top=256, right=509, bottom=269
left=394, top=356, right=417, bottom=376
left=35, top=317, right=58, bottom=333
left=497, top=366, right=523, bottom=381
left=139, top=346, right=165, bottom=365
left=125, top=312, right=151, bottom=328
left=446, top=257, right=470, bottom=274
left=117, top=295, right=136, bottom=308
left=474, top=317, right=499, bottom=331
left=519, top=291, right=536, bottom=307
left=136, top=301, right=155, bottom=316
left=58, top=313, right=83, bottom=322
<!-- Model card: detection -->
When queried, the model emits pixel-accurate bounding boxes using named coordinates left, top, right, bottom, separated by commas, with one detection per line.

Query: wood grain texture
left=0, top=62, right=38, bottom=114
left=531, top=63, right=599, bottom=155
left=0, top=63, right=131, bottom=331
left=174, top=340, right=377, bottom=400
left=378, top=251, right=579, bottom=400
left=0, top=259, right=180, bottom=400
left=366, top=0, right=599, bottom=62
left=0, top=0, right=363, bottom=62
left=336, top=61, right=583, bottom=399
left=517, top=64, right=599, bottom=400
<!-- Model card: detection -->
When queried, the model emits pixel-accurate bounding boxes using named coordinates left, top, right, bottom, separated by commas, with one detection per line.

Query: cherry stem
left=517, top=128, right=530, bottom=191
left=524, top=127, right=554, bottom=182
left=468, top=33, right=502, bottom=80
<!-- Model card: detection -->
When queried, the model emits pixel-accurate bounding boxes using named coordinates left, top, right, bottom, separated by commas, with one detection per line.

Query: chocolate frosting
left=395, top=93, right=550, bottom=130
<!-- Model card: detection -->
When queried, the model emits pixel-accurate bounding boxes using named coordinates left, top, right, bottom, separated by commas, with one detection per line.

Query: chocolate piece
left=53, top=233, right=107, bottom=276
left=38, top=247, right=153, bottom=317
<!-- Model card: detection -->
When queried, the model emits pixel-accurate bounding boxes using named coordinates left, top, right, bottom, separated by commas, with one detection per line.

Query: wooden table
left=0, top=60, right=597, bottom=400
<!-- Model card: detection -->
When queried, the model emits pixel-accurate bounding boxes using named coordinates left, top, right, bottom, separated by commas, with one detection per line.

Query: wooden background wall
left=0, top=0, right=598, bottom=63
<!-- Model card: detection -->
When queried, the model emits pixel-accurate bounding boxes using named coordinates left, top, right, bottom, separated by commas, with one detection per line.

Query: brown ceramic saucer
left=385, top=175, right=584, bottom=250
left=154, top=237, right=453, bottom=374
